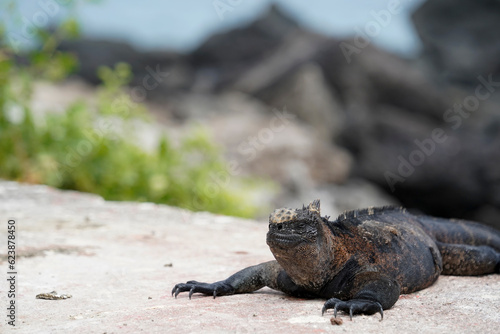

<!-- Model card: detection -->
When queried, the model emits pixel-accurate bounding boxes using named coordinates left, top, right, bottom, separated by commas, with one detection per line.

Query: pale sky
left=2, top=0, right=426, bottom=55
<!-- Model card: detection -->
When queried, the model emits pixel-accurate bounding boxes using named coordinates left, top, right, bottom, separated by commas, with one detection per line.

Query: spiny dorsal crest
left=269, top=199, right=321, bottom=224
left=307, top=199, right=320, bottom=215
left=335, top=206, right=405, bottom=222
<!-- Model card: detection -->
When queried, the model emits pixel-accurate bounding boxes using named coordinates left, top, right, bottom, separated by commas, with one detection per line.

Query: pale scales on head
left=269, top=207, right=296, bottom=224
left=269, top=199, right=322, bottom=224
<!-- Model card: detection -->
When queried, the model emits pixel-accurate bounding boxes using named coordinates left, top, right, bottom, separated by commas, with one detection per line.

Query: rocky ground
left=1, top=181, right=499, bottom=333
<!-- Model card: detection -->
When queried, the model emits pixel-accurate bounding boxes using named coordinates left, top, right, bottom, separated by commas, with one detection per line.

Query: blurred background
left=1, top=0, right=500, bottom=229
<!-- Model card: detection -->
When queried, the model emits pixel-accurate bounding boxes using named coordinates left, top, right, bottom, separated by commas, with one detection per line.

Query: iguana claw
left=172, top=280, right=235, bottom=299
left=322, top=298, right=383, bottom=321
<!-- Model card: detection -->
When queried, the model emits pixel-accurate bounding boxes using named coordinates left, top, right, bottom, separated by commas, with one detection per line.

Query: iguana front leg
left=321, top=273, right=400, bottom=320
left=172, top=260, right=313, bottom=299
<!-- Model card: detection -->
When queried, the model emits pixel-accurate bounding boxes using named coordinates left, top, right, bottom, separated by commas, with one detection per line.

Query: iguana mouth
left=266, top=231, right=303, bottom=247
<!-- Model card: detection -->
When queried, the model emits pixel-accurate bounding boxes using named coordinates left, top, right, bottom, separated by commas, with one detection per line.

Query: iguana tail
left=417, top=216, right=500, bottom=275
left=416, top=216, right=500, bottom=251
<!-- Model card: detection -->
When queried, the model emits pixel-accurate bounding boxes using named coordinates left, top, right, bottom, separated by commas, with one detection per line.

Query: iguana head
left=266, top=199, right=323, bottom=249
left=266, top=199, right=335, bottom=289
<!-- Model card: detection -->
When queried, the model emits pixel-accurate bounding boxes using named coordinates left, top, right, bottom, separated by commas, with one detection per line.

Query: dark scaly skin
left=172, top=200, right=500, bottom=320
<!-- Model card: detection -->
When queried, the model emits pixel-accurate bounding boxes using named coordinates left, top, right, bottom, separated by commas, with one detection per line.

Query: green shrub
left=0, top=25, right=272, bottom=218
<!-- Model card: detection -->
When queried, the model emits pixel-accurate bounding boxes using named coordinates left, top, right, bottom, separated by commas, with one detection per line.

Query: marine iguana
left=172, top=200, right=500, bottom=319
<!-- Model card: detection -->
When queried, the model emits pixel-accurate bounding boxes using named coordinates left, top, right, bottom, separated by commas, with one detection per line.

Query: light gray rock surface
left=0, top=181, right=499, bottom=333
